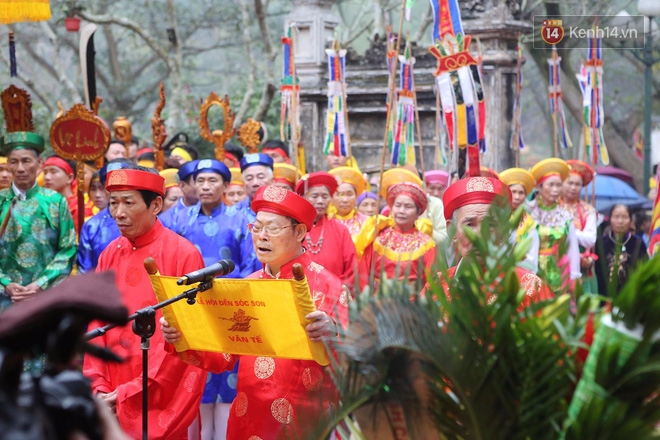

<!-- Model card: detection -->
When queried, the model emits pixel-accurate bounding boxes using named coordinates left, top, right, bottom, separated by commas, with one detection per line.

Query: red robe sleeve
left=358, top=243, right=374, bottom=292
left=84, top=248, right=115, bottom=394
left=338, top=222, right=358, bottom=289
left=421, top=245, right=437, bottom=285
left=84, top=227, right=208, bottom=440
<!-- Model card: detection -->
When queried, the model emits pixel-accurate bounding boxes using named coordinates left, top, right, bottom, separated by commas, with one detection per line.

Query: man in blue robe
left=159, top=159, right=199, bottom=230
left=77, top=160, right=129, bottom=273
left=170, top=159, right=259, bottom=277
left=233, top=153, right=274, bottom=223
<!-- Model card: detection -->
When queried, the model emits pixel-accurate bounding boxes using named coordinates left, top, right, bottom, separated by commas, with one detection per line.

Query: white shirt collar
left=11, top=181, right=36, bottom=201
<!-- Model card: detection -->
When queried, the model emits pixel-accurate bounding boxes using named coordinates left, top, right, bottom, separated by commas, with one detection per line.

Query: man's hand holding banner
left=148, top=263, right=330, bottom=366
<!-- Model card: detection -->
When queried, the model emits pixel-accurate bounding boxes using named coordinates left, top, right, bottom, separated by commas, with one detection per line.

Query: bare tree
left=251, top=0, right=278, bottom=122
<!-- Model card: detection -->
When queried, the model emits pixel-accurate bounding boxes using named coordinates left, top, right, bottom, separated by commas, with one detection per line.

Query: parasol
left=581, top=174, right=652, bottom=213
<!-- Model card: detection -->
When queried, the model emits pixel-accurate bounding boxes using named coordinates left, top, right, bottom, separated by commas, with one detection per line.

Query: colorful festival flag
left=547, top=46, right=573, bottom=151
left=585, top=36, right=609, bottom=165
left=280, top=28, right=300, bottom=145
left=428, top=0, right=482, bottom=178
left=471, top=38, right=487, bottom=153
left=386, top=27, right=399, bottom=161
left=323, top=42, right=350, bottom=158
left=389, top=42, right=417, bottom=166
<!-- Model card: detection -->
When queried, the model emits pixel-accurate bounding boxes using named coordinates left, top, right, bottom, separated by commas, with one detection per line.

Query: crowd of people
left=0, top=103, right=655, bottom=439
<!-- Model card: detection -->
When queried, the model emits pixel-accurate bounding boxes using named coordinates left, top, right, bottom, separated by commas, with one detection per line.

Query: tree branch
left=77, top=10, right=170, bottom=65
left=254, top=0, right=276, bottom=62
left=251, top=0, right=277, bottom=122
left=102, top=25, right=123, bottom=81
left=131, top=54, right=161, bottom=79
left=39, top=21, right=83, bottom=105
left=413, top=2, right=434, bottom=43
left=235, top=0, right=258, bottom=126
left=0, top=53, right=55, bottom=114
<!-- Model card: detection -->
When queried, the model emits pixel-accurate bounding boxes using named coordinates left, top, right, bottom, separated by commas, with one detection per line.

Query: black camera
left=0, top=272, right=127, bottom=440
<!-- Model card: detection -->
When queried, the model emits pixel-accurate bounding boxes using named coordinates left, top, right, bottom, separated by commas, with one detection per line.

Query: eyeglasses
left=248, top=222, right=297, bottom=236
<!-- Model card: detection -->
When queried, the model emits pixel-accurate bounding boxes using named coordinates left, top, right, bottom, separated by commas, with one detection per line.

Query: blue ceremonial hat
left=239, top=153, right=274, bottom=172
left=99, top=159, right=131, bottom=186
left=194, top=159, right=231, bottom=183
left=177, top=160, right=200, bottom=182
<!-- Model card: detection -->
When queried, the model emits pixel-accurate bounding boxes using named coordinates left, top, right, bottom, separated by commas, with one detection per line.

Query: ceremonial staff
left=547, top=46, right=573, bottom=156
left=151, top=82, right=167, bottom=171
left=408, top=31, right=426, bottom=176
left=198, top=92, right=235, bottom=162
left=50, top=104, right=110, bottom=240
left=289, top=25, right=301, bottom=172
left=0, top=198, right=16, bottom=241
left=371, top=0, right=408, bottom=285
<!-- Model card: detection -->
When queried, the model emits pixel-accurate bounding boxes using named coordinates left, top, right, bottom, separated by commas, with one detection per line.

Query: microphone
left=177, top=260, right=235, bottom=285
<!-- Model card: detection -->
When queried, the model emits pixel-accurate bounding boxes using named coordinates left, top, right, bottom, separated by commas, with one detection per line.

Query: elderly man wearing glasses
left=161, top=185, right=348, bottom=440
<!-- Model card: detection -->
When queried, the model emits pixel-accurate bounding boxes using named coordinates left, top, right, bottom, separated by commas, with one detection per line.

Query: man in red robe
left=439, top=176, right=553, bottom=308
left=42, top=155, right=94, bottom=234
left=161, top=185, right=349, bottom=440
left=295, top=171, right=358, bottom=289
left=83, top=165, right=207, bottom=439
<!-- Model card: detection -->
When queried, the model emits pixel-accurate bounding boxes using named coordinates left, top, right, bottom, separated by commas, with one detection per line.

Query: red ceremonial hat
left=251, top=185, right=316, bottom=230
left=137, top=147, right=153, bottom=157
left=387, top=182, right=428, bottom=213
left=106, top=169, right=166, bottom=197
left=443, top=177, right=511, bottom=219
left=295, top=171, right=338, bottom=196
left=566, top=160, right=594, bottom=186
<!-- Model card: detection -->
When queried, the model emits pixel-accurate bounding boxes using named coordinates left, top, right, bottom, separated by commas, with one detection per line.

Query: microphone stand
left=85, top=275, right=214, bottom=440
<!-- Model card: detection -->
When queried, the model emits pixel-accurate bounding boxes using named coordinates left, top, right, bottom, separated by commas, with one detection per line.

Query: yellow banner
left=149, top=274, right=330, bottom=366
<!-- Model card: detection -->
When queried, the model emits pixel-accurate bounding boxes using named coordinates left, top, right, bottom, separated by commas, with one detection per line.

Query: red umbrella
left=595, top=166, right=634, bottom=186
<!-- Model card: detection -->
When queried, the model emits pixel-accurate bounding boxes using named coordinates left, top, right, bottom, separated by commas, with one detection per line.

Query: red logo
left=541, top=20, right=564, bottom=45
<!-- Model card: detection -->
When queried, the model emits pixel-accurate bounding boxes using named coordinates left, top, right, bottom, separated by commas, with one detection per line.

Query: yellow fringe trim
left=373, top=236, right=435, bottom=262
left=0, top=1, right=51, bottom=25
left=354, top=214, right=435, bottom=261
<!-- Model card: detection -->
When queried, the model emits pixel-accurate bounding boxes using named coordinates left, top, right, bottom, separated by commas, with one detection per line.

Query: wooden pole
left=434, top=90, right=440, bottom=170
left=552, top=48, right=559, bottom=157
left=408, top=35, right=426, bottom=176
left=76, top=161, right=85, bottom=241
left=289, top=23, right=300, bottom=173
left=369, top=0, right=407, bottom=286
left=0, top=197, right=16, bottom=241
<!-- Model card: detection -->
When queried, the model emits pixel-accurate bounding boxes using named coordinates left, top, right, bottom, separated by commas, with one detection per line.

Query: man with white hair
left=161, top=185, right=348, bottom=439
left=234, top=153, right=274, bottom=223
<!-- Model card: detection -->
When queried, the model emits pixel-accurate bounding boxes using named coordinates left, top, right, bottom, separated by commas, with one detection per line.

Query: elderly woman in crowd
left=356, top=169, right=436, bottom=288
left=329, top=166, right=369, bottom=241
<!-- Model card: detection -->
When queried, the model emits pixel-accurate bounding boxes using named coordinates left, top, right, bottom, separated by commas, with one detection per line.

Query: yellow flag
left=149, top=274, right=330, bottom=366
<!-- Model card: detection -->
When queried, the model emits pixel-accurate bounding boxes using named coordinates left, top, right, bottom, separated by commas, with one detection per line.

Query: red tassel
left=9, top=30, right=17, bottom=77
